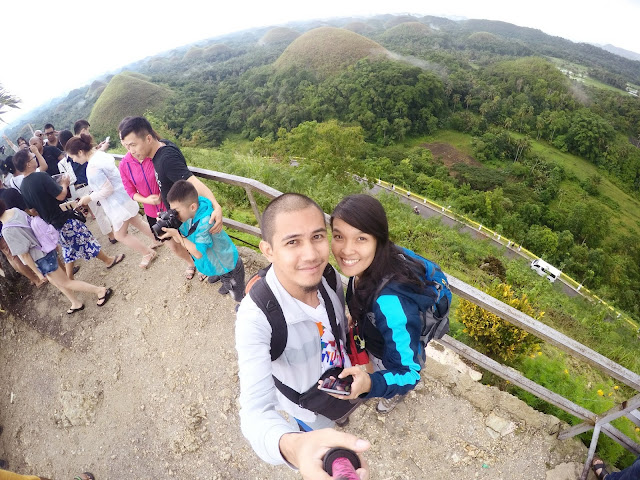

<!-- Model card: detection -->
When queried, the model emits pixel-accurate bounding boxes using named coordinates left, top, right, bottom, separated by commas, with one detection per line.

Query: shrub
left=457, top=283, right=542, bottom=361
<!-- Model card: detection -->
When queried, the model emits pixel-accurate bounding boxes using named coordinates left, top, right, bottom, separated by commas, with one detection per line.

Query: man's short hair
left=167, top=179, right=198, bottom=206
left=58, top=130, right=74, bottom=150
left=118, top=116, right=159, bottom=141
left=44, top=123, right=55, bottom=131
left=13, top=149, right=30, bottom=173
left=29, top=136, right=42, bottom=146
left=73, top=119, right=90, bottom=135
left=261, top=193, right=324, bottom=244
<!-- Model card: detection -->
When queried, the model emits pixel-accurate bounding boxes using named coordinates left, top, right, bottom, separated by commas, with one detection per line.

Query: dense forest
left=3, top=13, right=640, bottom=321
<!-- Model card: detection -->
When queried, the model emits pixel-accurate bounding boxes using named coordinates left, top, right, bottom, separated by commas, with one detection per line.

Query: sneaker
left=207, top=275, right=221, bottom=284
left=376, top=395, right=403, bottom=414
left=218, top=284, right=230, bottom=295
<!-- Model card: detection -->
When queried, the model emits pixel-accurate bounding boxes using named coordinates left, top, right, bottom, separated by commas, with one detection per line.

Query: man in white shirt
left=235, top=193, right=369, bottom=479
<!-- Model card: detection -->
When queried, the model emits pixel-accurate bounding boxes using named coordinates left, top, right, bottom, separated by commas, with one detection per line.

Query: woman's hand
left=145, top=194, right=162, bottom=205
left=319, top=366, right=371, bottom=401
left=78, top=195, right=91, bottom=206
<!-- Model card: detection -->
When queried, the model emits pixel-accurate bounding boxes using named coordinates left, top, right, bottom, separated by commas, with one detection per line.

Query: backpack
left=2, top=210, right=59, bottom=253
left=353, top=248, right=452, bottom=360
left=245, top=263, right=339, bottom=361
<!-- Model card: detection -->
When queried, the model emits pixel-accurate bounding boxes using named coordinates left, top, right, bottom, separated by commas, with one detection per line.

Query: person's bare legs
left=166, top=236, right=196, bottom=277
left=46, top=268, right=106, bottom=310
left=129, top=214, right=160, bottom=245
left=96, top=249, right=116, bottom=266
left=114, top=218, right=154, bottom=256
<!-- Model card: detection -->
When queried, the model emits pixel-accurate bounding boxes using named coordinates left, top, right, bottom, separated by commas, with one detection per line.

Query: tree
left=0, top=84, right=20, bottom=124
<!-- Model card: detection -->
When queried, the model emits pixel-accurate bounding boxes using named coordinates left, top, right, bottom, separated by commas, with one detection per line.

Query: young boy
left=161, top=180, right=245, bottom=301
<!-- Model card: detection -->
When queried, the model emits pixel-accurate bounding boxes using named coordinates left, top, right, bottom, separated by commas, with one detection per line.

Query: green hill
left=274, top=27, right=388, bottom=78
left=88, top=72, right=171, bottom=136
left=259, top=27, right=300, bottom=46
left=382, top=21, right=433, bottom=39
left=342, top=22, right=374, bottom=35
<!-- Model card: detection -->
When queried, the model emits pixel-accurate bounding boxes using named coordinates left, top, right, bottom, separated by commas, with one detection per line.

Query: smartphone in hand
left=318, top=376, right=352, bottom=395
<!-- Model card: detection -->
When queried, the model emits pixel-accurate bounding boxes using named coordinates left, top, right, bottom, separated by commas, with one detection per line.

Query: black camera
left=0, top=145, right=5, bottom=155
left=152, top=208, right=183, bottom=239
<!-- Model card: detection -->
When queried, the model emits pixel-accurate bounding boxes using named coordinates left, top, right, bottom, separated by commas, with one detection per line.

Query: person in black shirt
left=13, top=149, right=124, bottom=280
left=0, top=181, right=44, bottom=286
left=119, top=117, right=223, bottom=225
left=43, top=123, right=64, bottom=150
left=30, top=135, right=63, bottom=176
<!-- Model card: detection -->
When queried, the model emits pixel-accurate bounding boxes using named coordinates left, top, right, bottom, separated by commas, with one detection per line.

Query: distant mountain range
left=598, top=44, right=640, bottom=62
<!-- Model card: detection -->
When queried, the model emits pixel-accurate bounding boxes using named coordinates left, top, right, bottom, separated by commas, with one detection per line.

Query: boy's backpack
left=359, top=248, right=452, bottom=358
left=245, top=263, right=339, bottom=361
left=2, top=210, right=59, bottom=253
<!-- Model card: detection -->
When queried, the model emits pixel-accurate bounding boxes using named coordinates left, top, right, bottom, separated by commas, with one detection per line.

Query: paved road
left=370, top=184, right=581, bottom=298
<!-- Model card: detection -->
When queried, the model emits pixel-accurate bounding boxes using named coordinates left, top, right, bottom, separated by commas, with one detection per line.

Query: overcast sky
left=2, top=0, right=640, bottom=131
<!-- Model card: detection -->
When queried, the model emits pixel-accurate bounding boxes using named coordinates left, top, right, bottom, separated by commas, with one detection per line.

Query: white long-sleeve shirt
left=235, top=266, right=348, bottom=464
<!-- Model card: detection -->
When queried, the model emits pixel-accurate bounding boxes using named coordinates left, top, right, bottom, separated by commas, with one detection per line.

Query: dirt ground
left=0, top=221, right=597, bottom=479
left=420, top=142, right=483, bottom=168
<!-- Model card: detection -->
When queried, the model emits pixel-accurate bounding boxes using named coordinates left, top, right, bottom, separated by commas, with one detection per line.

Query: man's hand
left=29, top=144, right=39, bottom=155
left=279, top=429, right=370, bottom=480
left=97, top=140, right=110, bottom=152
left=60, top=174, right=71, bottom=187
left=78, top=195, right=91, bottom=206
left=208, top=206, right=223, bottom=234
left=145, top=194, right=162, bottom=205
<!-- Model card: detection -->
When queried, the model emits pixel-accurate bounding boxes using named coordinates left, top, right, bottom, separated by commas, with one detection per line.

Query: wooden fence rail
left=114, top=157, right=639, bottom=480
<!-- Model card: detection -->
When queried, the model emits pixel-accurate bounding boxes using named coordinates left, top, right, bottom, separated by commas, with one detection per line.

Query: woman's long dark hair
left=330, top=194, right=425, bottom=314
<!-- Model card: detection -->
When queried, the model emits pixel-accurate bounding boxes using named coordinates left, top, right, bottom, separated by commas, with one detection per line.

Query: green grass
left=406, top=129, right=475, bottom=155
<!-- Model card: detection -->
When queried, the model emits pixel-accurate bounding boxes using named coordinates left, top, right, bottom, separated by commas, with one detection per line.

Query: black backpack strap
left=248, top=276, right=288, bottom=362
left=322, top=263, right=339, bottom=293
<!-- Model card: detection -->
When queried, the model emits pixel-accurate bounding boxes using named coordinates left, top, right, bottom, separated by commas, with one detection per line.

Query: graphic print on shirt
left=316, top=322, right=344, bottom=370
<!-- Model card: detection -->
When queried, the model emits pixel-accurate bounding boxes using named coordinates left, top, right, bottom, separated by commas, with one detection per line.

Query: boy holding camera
left=160, top=180, right=245, bottom=301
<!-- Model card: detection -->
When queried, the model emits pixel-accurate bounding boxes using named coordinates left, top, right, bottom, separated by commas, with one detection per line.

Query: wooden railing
left=134, top=159, right=639, bottom=480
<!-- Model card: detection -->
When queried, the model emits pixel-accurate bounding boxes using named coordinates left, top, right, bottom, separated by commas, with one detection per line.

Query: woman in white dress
left=65, top=134, right=161, bottom=268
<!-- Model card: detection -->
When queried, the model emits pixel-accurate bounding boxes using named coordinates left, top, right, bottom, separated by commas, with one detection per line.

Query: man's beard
left=302, top=282, right=321, bottom=294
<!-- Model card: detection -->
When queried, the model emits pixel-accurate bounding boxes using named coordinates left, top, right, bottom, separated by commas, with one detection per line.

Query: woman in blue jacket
left=329, top=194, right=440, bottom=413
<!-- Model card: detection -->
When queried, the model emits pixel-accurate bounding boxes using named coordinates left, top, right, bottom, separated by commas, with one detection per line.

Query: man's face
left=121, top=132, right=152, bottom=161
left=260, top=206, right=329, bottom=298
left=29, top=137, right=43, bottom=153
left=44, top=127, right=57, bottom=145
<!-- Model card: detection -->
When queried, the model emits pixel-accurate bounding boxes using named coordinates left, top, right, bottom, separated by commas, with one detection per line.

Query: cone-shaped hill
left=259, top=27, right=300, bottom=46
left=88, top=72, right=171, bottom=134
left=274, top=27, right=388, bottom=78
left=383, top=21, right=433, bottom=39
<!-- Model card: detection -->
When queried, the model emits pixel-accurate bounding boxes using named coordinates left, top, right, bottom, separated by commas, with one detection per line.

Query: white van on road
left=530, top=259, right=561, bottom=283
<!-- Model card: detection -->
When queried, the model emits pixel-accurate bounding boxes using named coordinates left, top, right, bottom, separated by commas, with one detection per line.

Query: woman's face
left=331, top=217, right=377, bottom=278
left=69, top=150, right=89, bottom=164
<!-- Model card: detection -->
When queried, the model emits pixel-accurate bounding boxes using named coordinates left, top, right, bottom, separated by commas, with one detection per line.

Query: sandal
left=591, top=458, right=610, bottom=480
left=185, top=265, right=196, bottom=280
left=106, top=253, right=125, bottom=269
left=198, top=273, right=208, bottom=282
left=139, top=251, right=157, bottom=269
left=74, top=473, right=95, bottom=480
left=97, top=288, right=113, bottom=307
left=150, top=241, right=164, bottom=249
left=67, top=305, right=85, bottom=315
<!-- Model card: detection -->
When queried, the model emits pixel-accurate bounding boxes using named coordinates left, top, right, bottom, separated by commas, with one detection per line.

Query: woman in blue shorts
left=0, top=199, right=113, bottom=314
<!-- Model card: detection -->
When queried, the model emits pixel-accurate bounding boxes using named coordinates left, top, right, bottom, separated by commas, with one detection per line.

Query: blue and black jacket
left=347, top=272, right=437, bottom=399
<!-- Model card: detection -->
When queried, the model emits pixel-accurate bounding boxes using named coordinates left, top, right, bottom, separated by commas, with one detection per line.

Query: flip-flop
left=198, top=273, right=208, bottom=282
left=67, top=305, right=85, bottom=315
left=73, top=473, right=95, bottom=480
left=591, top=458, right=610, bottom=480
left=97, top=288, right=113, bottom=307
left=106, top=253, right=125, bottom=269
left=109, top=238, right=118, bottom=244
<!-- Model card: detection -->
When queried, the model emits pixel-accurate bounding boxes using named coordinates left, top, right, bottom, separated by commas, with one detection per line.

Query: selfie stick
left=323, top=448, right=361, bottom=480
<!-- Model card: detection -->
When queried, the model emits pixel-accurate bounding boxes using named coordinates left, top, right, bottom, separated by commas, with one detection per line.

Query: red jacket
left=118, top=152, right=166, bottom=218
